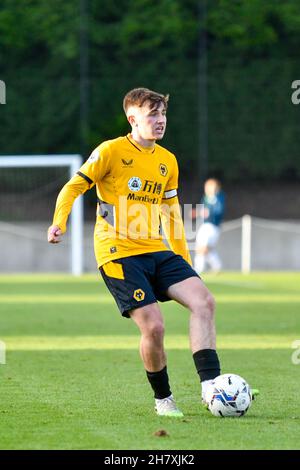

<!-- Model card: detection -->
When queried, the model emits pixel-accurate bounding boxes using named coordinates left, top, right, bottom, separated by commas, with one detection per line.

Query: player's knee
left=146, top=321, right=165, bottom=341
left=191, top=292, right=215, bottom=318
left=206, top=292, right=216, bottom=315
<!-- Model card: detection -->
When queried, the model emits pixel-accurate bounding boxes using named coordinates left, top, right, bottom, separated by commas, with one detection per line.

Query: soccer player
left=47, top=88, right=221, bottom=417
left=193, top=178, right=225, bottom=274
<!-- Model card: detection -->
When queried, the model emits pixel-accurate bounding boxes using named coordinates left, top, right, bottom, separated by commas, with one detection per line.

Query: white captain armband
left=163, top=189, right=177, bottom=199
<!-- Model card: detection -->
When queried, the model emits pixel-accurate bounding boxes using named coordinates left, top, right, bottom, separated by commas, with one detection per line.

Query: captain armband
left=163, top=189, right=177, bottom=200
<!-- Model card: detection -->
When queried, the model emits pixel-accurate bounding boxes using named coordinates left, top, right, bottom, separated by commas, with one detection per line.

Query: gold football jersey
left=53, top=134, right=191, bottom=267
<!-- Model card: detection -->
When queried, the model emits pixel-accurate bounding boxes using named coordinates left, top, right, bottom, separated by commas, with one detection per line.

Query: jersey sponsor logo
left=127, top=179, right=162, bottom=203
left=143, top=180, right=162, bottom=195
left=87, top=149, right=100, bottom=163
left=121, top=158, right=133, bottom=167
left=133, top=289, right=145, bottom=301
left=110, top=246, right=117, bottom=254
left=128, top=177, right=142, bottom=192
left=127, top=193, right=159, bottom=204
left=159, top=163, right=168, bottom=177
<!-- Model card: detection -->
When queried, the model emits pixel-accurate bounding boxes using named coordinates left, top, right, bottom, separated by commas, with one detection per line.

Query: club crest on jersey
left=128, top=177, right=142, bottom=192
left=133, top=289, right=145, bottom=301
left=159, top=163, right=168, bottom=176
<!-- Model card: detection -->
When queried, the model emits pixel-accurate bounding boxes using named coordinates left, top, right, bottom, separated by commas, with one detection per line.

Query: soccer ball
left=206, top=373, right=252, bottom=418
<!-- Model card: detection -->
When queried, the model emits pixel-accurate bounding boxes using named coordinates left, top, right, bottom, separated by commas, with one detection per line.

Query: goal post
left=0, top=155, right=83, bottom=275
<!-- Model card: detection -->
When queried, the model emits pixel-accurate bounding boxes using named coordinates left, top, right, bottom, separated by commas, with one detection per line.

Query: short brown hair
left=123, top=87, right=169, bottom=114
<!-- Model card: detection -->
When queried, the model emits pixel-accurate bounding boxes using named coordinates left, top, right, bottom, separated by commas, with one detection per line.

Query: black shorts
left=99, top=250, right=199, bottom=317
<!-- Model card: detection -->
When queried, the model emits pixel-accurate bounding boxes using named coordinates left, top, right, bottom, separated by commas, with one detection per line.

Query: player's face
left=132, top=101, right=167, bottom=142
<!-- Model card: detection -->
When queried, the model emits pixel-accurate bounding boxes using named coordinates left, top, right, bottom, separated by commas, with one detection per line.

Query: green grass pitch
left=0, top=272, right=300, bottom=450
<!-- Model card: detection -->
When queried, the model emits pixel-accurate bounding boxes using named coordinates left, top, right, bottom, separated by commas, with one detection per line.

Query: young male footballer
left=48, top=87, right=222, bottom=417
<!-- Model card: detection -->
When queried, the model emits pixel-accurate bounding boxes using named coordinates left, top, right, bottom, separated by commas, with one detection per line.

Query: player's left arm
left=160, top=157, right=192, bottom=266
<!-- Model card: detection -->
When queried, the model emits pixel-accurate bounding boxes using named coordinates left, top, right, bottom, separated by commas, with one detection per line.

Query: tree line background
left=0, top=0, right=300, bottom=218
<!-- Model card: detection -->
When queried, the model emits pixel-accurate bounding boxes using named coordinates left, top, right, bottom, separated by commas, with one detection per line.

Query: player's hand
left=47, top=225, right=63, bottom=244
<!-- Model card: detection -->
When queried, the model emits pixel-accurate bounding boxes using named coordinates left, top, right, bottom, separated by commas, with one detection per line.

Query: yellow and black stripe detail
left=102, top=261, right=124, bottom=280
left=77, top=171, right=94, bottom=186
left=126, top=136, right=155, bottom=154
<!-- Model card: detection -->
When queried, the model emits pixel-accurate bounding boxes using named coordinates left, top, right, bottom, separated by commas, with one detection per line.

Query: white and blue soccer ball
left=206, top=373, right=252, bottom=418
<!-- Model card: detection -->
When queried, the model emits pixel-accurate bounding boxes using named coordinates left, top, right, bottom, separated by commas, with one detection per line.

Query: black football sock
left=193, top=349, right=221, bottom=382
left=146, top=366, right=172, bottom=399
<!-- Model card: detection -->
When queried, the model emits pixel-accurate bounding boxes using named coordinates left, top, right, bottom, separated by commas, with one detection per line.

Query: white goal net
left=0, top=155, right=83, bottom=275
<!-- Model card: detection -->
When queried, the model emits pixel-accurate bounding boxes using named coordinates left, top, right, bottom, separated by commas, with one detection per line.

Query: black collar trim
left=126, top=136, right=142, bottom=152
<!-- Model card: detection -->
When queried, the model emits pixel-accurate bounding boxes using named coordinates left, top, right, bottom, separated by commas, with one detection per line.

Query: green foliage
left=208, top=56, right=300, bottom=180
left=207, top=0, right=300, bottom=54
left=0, top=0, right=300, bottom=181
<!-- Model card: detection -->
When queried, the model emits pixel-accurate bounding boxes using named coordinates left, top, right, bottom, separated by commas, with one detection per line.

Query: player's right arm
left=47, top=175, right=91, bottom=243
left=47, top=144, right=111, bottom=243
